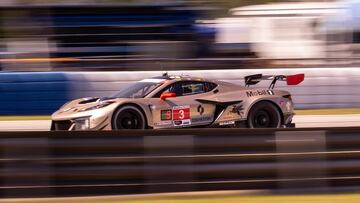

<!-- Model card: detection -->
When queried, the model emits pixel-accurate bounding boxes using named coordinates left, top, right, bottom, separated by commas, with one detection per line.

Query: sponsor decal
left=173, top=106, right=190, bottom=120
left=174, top=119, right=191, bottom=126
left=192, top=116, right=212, bottom=123
left=197, top=105, right=204, bottom=115
left=231, top=104, right=244, bottom=116
left=182, top=119, right=191, bottom=125
left=155, top=120, right=172, bottom=126
left=219, top=120, right=235, bottom=126
left=246, top=90, right=274, bottom=97
left=172, top=105, right=191, bottom=126
left=174, top=120, right=183, bottom=126
left=161, top=109, right=172, bottom=120
left=159, top=105, right=192, bottom=126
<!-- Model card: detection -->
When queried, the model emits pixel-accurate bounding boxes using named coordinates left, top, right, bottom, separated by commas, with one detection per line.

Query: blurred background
left=0, top=0, right=359, bottom=71
left=1, top=0, right=360, bottom=115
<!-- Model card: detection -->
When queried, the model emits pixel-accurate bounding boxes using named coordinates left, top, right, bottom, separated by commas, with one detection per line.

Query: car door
left=151, top=81, right=216, bottom=129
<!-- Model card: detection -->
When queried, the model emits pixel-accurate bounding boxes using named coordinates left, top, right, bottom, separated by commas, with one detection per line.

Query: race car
left=51, top=73, right=304, bottom=130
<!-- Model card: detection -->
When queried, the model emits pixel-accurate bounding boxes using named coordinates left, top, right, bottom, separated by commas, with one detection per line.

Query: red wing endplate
left=286, top=74, right=304, bottom=85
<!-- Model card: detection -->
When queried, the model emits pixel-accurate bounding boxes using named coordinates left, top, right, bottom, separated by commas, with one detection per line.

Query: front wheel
left=247, top=101, right=281, bottom=128
left=111, top=105, right=146, bottom=130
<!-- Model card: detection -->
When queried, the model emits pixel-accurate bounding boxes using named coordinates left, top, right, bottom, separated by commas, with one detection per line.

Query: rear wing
left=245, top=73, right=304, bottom=89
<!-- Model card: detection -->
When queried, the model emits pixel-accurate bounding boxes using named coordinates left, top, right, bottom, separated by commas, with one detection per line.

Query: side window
left=154, top=81, right=217, bottom=98
left=154, top=82, right=182, bottom=98
left=167, top=82, right=184, bottom=96
left=205, top=82, right=217, bottom=92
left=182, top=82, right=205, bottom=96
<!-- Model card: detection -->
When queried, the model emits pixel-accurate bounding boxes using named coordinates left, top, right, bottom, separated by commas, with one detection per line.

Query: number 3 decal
left=173, top=106, right=190, bottom=120
left=178, top=109, right=185, bottom=119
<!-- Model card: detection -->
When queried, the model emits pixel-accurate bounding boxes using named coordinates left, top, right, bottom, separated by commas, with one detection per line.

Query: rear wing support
left=245, top=73, right=304, bottom=89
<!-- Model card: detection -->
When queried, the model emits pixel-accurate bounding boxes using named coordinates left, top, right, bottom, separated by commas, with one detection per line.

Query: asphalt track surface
left=0, top=114, right=359, bottom=131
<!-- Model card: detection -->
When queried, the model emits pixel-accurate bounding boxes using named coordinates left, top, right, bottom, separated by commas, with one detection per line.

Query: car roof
left=150, top=75, right=210, bottom=82
left=144, top=75, right=244, bottom=98
left=149, top=75, right=244, bottom=88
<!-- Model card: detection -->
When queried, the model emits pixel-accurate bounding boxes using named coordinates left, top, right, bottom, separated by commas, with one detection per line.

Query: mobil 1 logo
left=246, top=90, right=274, bottom=97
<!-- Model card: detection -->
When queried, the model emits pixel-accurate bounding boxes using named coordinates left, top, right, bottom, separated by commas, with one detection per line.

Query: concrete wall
left=1, top=68, right=359, bottom=115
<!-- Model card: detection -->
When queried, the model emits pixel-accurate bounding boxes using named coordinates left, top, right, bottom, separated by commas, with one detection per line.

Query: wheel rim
left=253, top=110, right=271, bottom=128
left=115, top=109, right=142, bottom=129
left=249, top=103, right=281, bottom=128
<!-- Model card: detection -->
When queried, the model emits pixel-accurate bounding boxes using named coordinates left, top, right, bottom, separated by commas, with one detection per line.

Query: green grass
left=8, top=193, right=360, bottom=203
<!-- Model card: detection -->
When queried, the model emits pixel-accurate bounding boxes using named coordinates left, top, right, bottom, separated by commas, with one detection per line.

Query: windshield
left=112, top=81, right=162, bottom=98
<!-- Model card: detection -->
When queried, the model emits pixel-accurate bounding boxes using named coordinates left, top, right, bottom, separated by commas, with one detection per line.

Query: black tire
left=247, top=101, right=281, bottom=128
left=111, top=105, right=146, bottom=130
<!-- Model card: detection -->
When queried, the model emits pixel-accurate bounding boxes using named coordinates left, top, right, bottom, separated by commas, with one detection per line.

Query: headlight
left=73, top=117, right=90, bottom=130
left=79, top=102, right=112, bottom=112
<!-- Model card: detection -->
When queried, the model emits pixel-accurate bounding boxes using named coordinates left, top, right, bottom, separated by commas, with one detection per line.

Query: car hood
left=51, top=97, right=128, bottom=120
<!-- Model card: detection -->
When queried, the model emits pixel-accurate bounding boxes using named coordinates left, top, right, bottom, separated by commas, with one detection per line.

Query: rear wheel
left=247, top=101, right=281, bottom=128
left=112, top=105, right=146, bottom=130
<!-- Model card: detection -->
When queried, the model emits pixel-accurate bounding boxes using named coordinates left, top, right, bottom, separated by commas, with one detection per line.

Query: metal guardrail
left=0, top=127, right=359, bottom=198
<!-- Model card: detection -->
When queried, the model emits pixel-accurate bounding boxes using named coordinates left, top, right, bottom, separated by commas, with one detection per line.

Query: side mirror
left=160, top=92, right=176, bottom=100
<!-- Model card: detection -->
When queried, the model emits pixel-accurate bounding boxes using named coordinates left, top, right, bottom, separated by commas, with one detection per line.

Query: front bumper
left=283, top=112, right=295, bottom=128
left=51, top=116, right=110, bottom=131
left=51, top=118, right=90, bottom=131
